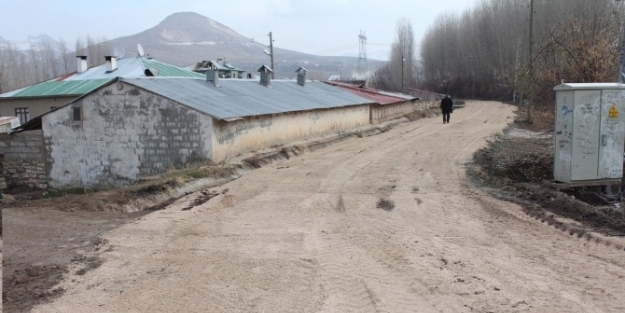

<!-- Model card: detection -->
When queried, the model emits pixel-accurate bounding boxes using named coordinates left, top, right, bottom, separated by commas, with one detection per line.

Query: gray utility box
left=553, top=83, right=625, bottom=183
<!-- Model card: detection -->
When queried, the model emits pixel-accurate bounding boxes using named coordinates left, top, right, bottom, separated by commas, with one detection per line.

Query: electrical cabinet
left=553, top=83, right=625, bottom=183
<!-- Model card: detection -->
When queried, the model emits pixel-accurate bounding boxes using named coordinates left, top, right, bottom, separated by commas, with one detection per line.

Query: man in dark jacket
left=440, top=95, right=453, bottom=124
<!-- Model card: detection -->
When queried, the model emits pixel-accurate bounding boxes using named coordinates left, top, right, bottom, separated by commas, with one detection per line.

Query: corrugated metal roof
left=141, top=59, right=204, bottom=78
left=553, top=83, right=625, bottom=91
left=193, top=60, right=247, bottom=73
left=124, top=78, right=374, bottom=120
left=1, top=57, right=202, bottom=98
left=7, top=79, right=113, bottom=98
left=64, top=57, right=203, bottom=80
left=324, top=81, right=417, bottom=105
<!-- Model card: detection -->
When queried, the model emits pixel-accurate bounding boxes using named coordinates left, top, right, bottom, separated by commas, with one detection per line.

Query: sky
left=0, top=0, right=475, bottom=61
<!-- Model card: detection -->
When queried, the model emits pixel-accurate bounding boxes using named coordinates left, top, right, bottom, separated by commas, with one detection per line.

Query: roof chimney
left=76, top=55, right=88, bottom=73
left=206, top=63, right=219, bottom=86
left=295, top=67, right=307, bottom=86
left=258, top=65, right=273, bottom=87
left=105, top=56, right=117, bottom=73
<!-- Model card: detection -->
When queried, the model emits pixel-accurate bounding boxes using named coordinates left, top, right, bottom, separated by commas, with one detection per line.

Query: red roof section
left=55, top=72, right=76, bottom=81
left=324, top=81, right=415, bottom=105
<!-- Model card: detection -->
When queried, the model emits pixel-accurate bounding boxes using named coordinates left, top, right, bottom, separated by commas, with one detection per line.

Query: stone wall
left=43, top=82, right=213, bottom=189
left=0, top=130, right=47, bottom=189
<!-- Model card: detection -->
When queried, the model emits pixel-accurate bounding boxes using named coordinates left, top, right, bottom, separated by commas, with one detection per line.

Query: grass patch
left=43, top=188, right=92, bottom=199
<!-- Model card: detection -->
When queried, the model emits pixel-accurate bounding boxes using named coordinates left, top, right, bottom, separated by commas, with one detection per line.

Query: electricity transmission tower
left=358, top=31, right=367, bottom=74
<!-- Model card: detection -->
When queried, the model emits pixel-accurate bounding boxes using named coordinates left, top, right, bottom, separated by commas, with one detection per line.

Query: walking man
left=440, top=95, right=453, bottom=124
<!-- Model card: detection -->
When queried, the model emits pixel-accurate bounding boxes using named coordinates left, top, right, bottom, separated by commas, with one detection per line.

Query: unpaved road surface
left=33, top=101, right=625, bottom=312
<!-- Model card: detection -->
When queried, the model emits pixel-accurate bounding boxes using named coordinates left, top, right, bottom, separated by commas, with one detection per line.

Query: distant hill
left=109, top=12, right=381, bottom=79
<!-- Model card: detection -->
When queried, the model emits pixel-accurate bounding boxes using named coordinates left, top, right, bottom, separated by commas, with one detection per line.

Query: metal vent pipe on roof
left=296, top=67, right=307, bottom=87
left=258, top=65, right=273, bottom=87
left=206, top=68, right=218, bottom=86
left=260, top=72, right=271, bottom=86
left=105, top=56, right=117, bottom=73
left=76, top=56, right=88, bottom=73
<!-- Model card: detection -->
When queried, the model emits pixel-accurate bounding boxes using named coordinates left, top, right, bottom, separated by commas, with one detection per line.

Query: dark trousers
left=443, top=111, right=450, bottom=123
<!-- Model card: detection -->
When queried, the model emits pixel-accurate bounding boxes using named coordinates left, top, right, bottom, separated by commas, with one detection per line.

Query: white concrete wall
left=212, top=105, right=370, bottom=162
left=371, top=100, right=415, bottom=124
left=371, top=100, right=438, bottom=124
left=43, top=82, right=213, bottom=188
left=0, top=97, right=76, bottom=121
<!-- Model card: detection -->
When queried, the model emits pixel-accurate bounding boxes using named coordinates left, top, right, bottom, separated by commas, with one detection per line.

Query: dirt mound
left=469, top=128, right=625, bottom=238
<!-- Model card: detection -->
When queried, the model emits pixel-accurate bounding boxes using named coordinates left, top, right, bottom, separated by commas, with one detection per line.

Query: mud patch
left=74, top=256, right=104, bottom=276
left=2, top=208, right=146, bottom=313
left=3, top=264, right=67, bottom=312
left=469, top=125, right=625, bottom=239
left=377, top=198, right=395, bottom=211
left=182, top=189, right=224, bottom=211
left=335, top=195, right=346, bottom=212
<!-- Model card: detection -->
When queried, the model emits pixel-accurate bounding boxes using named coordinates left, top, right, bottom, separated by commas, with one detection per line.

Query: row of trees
left=0, top=36, right=111, bottom=93
left=370, top=19, right=417, bottom=93
left=419, top=0, right=625, bottom=106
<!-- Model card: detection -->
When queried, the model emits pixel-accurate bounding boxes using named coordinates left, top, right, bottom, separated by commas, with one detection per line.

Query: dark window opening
left=50, top=106, right=57, bottom=110
left=72, top=107, right=82, bottom=122
left=15, top=107, right=29, bottom=124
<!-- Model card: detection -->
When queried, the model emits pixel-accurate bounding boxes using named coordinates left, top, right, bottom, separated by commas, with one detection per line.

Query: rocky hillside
left=110, top=12, right=377, bottom=79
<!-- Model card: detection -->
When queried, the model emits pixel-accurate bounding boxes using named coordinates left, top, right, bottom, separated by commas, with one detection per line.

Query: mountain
left=25, top=34, right=63, bottom=52
left=110, top=12, right=380, bottom=79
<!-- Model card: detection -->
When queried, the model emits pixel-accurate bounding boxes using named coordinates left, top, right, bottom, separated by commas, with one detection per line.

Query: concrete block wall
left=43, top=82, right=213, bottom=189
left=0, top=130, right=47, bottom=189
left=212, top=105, right=370, bottom=162
left=371, top=101, right=417, bottom=124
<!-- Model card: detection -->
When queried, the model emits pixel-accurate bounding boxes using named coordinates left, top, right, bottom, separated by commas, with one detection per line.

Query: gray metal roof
left=65, top=57, right=203, bottom=80
left=124, top=78, right=374, bottom=120
left=553, top=83, right=625, bottom=91
left=1, top=57, right=203, bottom=98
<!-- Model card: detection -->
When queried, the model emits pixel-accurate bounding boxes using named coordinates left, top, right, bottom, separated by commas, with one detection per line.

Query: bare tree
left=0, top=35, right=113, bottom=92
left=58, top=38, right=72, bottom=74
left=419, top=0, right=624, bottom=103
left=372, top=18, right=416, bottom=93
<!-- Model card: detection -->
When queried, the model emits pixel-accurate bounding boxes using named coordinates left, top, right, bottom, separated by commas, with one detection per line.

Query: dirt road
left=33, top=101, right=625, bottom=312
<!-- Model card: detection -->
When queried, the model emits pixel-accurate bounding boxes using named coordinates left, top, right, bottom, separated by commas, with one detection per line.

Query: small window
left=15, top=107, right=29, bottom=124
left=72, top=107, right=82, bottom=122
left=50, top=106, right=57, bottom=111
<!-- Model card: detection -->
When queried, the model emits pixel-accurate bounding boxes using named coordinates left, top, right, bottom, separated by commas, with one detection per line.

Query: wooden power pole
left=269, top=32, right=275, bottom=79
left=527, top=0, right=535, bottom=123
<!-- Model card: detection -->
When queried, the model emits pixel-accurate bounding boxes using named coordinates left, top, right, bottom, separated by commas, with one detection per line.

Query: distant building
left=324, top=81, right=421, bottom=123
left=192, top=59, right=248, bottom=79
left=0, top=116, right=19, bottom=133
left=0, top=55, right=203, bottom=122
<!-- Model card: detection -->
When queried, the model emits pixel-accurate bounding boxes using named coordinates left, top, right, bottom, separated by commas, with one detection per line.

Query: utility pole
left=529, top=0, right=534, bottom=75
left=401, top=37, right=405, bottom=94
left=618, top=0, right=625, bottom=83
left=619, top=26, right=625, bottom=83
left=268, top=32, right=275, bottom=79
left=527, top=0, right=535, bottom=123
